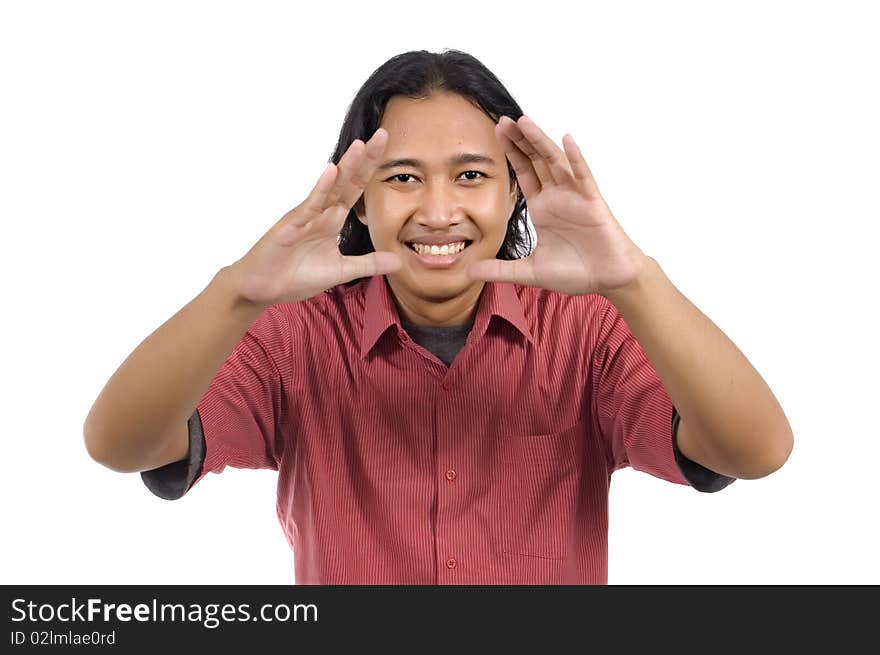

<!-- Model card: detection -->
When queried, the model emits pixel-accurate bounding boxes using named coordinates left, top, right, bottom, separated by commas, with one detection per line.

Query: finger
left=283, top=161, right=339, bottom=228
left=339, top=250, right=402, bottom=283
left=324, top=128, right=388, bottom=234
left=562, top=133, right=601, bottom=199
left=496, top=117, right=541, bottom=199
left=467, top=256, right=538, bottom=287
left=516, top=115, right=575, bottom=187
left=323, top=138, right=367, bottom=211
left=339, top=128, right=388, bottom=210
left=310, top=137, right=376, bottom=234
left=498, top=116, right=555, bottom=187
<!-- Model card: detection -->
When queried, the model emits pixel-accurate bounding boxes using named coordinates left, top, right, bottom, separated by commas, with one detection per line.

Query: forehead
left=378, top=92, right=499, bottom=155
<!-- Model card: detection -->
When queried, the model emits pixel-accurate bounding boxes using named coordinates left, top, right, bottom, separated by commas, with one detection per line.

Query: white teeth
left=410, top=241, right=467, bottom=256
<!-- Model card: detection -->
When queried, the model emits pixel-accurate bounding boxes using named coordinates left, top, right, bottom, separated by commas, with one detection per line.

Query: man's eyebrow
left=377, top=153, right=498, bottom=171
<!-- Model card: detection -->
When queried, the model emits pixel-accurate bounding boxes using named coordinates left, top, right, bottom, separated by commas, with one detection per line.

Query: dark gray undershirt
left=399, top=317, right=473, bottom=367
left=141, top=319, right=734, bottom=499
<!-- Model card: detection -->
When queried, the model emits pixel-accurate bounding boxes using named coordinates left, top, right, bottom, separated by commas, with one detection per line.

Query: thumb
left=340, top=251, right=402, bottom=283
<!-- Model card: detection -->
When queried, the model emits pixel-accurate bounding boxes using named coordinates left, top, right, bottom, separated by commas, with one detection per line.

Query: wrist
left=216, top=265, right=272, bottom=314
left=600, top=254, right=657, bottom=307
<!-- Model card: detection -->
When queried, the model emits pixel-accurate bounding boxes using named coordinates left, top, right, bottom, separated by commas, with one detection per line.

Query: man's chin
left=391, top=270, right=480, bottom=302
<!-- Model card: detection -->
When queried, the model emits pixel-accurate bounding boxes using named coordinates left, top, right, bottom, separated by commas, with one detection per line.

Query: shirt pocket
left=497, top=416, right=585, bottom=561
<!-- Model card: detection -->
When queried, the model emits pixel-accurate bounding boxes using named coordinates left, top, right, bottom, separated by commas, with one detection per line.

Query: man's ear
left=354, top=195, right=367, bottom=226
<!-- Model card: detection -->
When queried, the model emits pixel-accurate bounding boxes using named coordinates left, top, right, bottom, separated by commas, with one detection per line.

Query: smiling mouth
left=402, top=240, right=474, bottom=268
left=404, top=240, right=473, bottom=256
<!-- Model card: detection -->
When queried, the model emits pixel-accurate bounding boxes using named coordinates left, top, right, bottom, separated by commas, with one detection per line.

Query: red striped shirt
left=182, top=274, right=710, bottom=584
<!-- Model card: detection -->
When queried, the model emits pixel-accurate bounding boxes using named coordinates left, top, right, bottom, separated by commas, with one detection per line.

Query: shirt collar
left=359, top=275, right=534, bottom=359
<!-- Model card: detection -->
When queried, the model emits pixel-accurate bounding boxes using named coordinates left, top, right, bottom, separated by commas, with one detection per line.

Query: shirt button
left=445, top=469, right=457, bottom=482
left=446, top=558, right=457, bottom=569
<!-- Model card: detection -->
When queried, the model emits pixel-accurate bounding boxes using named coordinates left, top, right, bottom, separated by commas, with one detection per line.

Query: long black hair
left=331, top=49, right=533, bottom=284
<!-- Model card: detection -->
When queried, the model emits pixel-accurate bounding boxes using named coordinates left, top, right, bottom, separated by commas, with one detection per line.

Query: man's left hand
left=468, top=114, right=648, bottom=296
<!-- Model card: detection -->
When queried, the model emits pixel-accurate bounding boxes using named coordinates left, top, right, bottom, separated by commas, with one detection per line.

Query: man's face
left=355, top=91, right=518, bottom=303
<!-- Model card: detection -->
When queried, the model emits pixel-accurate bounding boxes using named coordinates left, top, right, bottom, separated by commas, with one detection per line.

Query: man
left=84, top=87, right=792, bottom=584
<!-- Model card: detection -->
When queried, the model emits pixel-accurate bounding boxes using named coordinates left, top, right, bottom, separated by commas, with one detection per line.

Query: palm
left=239, top=216, right=398, bottom=306
left=232, top=130, right=401, bottom=307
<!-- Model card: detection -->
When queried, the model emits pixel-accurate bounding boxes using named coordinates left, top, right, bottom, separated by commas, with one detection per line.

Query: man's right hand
left=229, top=127, right=400, bottom=307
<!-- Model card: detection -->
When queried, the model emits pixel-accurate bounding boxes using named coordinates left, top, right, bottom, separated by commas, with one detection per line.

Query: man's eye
left=385, top=171, right=487, bottom=184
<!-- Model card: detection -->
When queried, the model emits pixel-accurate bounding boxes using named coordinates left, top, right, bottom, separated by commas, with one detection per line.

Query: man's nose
left=414, top=181, right=463, bottom=227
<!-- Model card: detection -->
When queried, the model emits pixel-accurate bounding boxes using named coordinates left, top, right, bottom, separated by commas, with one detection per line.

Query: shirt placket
left=434, top=373, right=460, bottom=584
left=398, top=328, right=467, bottom=584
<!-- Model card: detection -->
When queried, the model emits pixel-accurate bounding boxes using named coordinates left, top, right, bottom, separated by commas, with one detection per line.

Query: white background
left=2, top=0, right=877, bottom=584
